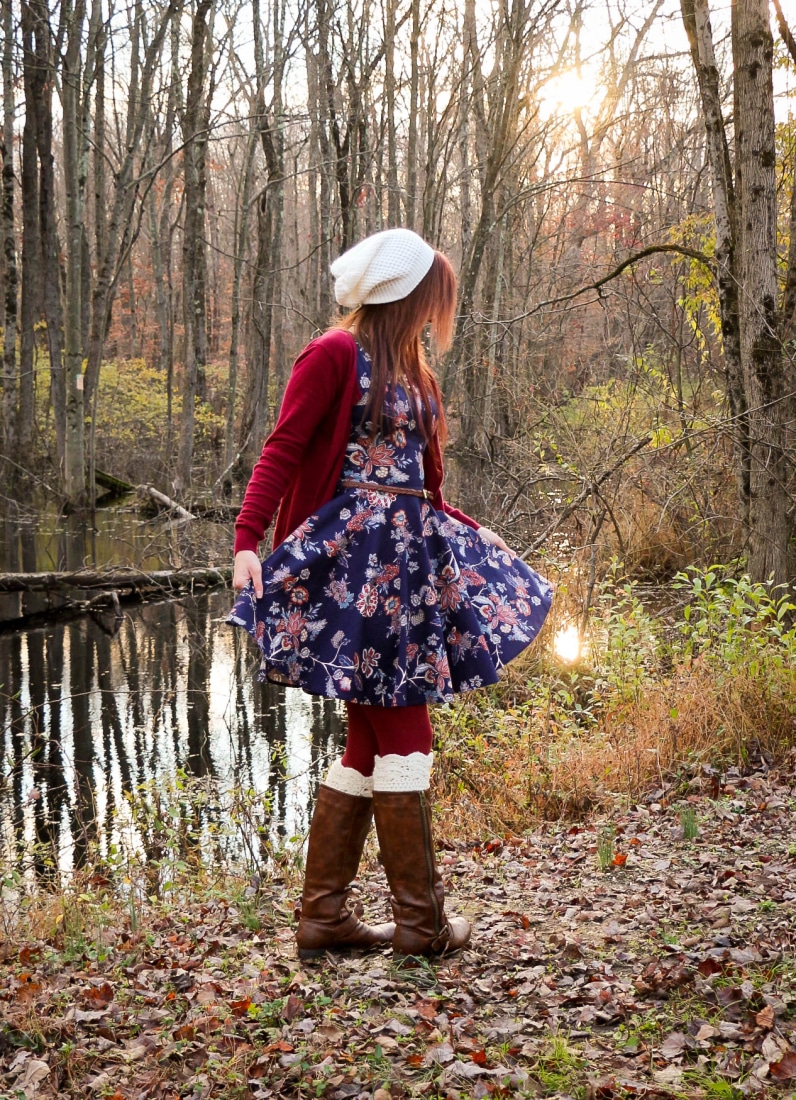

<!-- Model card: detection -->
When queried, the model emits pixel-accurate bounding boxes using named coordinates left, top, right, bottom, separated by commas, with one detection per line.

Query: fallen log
left=0, top=566, right=231, bottom=594
left=95, top=469, right=136, bottom=495
left=0, top=566, right=234, bottom=631
left=138, top=485, right=196, bottom=520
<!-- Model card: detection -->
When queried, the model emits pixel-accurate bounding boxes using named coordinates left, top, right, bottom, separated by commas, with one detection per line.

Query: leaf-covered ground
left=3, top=755, right=796, bottom=1099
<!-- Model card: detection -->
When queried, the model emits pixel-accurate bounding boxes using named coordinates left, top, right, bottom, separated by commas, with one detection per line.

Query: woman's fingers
left=233, top=551, right=264, bottom=598
left=477, top=526, right=513, bottom=555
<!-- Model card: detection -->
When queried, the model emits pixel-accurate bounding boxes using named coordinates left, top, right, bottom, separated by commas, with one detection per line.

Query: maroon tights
left=341, top=701, right=433, bottom=776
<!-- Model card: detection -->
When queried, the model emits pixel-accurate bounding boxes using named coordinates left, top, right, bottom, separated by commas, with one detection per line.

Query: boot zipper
left=419, top=791, right=442, bottom=934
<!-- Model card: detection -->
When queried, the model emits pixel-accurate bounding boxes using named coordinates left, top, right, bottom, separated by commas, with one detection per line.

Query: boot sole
left=297, top=942, right=391, bottom=959
left=392, top=949, right=467, bottom=964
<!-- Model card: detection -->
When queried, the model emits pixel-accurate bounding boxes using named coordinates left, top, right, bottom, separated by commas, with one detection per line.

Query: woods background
left=0, top=0, right=794, bottom=585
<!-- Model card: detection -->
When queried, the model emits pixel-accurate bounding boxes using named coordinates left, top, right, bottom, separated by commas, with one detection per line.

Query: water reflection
left=0, top=590, right=345, bottom=887
left=0, top=495, right=231, bottom=575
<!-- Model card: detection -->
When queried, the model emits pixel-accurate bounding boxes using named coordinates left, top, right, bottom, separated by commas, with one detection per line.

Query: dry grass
left=433, top=658, right=796, bottom=836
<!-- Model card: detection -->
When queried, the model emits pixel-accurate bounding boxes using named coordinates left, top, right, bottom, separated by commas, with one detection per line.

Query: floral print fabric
left=228, top=345, right=553, bottom=705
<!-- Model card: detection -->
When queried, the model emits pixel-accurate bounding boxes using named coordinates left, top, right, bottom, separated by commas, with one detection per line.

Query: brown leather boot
left=372, top=787, right=471, bottom=958
left=295, top=783, right=395, bottom=958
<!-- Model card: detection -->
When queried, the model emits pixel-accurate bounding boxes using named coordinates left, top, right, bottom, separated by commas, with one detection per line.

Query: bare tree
left=62, top=0, right=90, bottom=506
left=28, top=0, right=66, bottom=466
left=177, top=0, right=214, bottom=489
left=681, top=0, right=795, bottom=583
left=1, top=0, right=18, bottom=458
left=18, top=0, right=39, bottom=456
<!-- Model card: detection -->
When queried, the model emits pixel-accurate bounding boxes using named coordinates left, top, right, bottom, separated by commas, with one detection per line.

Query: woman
left=230, top=228, right=552, bottom=958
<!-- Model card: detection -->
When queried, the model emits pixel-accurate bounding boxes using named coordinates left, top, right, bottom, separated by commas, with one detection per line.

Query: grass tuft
left=434, top=566, right=796, bottom=832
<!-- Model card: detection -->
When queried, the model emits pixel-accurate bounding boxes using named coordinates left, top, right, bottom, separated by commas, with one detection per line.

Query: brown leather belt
left=341, top=478, right=432, bottom=501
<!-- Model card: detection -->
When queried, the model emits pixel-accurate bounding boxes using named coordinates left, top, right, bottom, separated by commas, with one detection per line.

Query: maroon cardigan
left=234, top=329, right=479, bottom=553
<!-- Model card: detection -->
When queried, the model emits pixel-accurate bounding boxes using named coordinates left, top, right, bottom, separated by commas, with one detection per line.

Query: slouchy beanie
left=330, top=228, right=435, bottom=307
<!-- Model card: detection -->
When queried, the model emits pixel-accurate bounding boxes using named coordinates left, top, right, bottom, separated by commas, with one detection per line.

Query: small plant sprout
left=597, top=825, right=616, bottom=872
left=679, top=806, right=699, bottom=840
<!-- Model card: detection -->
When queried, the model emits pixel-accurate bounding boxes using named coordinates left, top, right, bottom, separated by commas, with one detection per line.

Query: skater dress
left=228, top=344, right=553, bottom=706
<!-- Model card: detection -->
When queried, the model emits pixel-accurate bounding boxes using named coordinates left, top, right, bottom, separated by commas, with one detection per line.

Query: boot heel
left=297, top=946, right=328, bottom=959
left=294, top=785, right=395, bottom=954
left=372, top=785, right=472, bottom=958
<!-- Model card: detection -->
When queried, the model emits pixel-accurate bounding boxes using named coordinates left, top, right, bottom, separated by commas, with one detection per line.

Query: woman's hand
left=477, top=526, right=514, bottom=555
left=233, top=550, right=264, bottom=598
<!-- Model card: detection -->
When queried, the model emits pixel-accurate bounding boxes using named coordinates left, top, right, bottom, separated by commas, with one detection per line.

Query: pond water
left=0, top=500, right=344, bottom=887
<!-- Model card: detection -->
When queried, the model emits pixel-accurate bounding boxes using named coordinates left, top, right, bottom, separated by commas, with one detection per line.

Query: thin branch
left=772, top=0, right=796, bottom=65
left=520, top=434, right=653, bottom=559
left=479, top=245, right=716, bottom=328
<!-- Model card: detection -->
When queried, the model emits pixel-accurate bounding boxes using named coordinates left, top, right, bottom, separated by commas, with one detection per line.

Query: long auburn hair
left=335, top=251, right=456, bottom=445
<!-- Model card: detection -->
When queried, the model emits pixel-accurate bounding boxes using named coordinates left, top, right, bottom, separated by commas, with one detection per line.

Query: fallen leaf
left=660, top=1032, right=688, bottom=1060
left=698, top=957, right=725, bottom=977
left=761, top=1036, right=787, bottom=1063
left=17, top=1058, right=51, bottom=1089
left=82, top=982, right=114, bottom=1007
left=770, top=1052, right=796, bottom=1081
left=695, top=1024, right=719, bottom=1041
left=653, top=1065, right=683, bottom=1084
left=756, top=1004, right=775, bottom=1030
left=715, top=986, right=744, bottom=1007
left=423, top=1042, right=455, bottom=1066
left=316, top=1023, right=344, bottom=1042
left=282, top=993, right=303, bottom=1022
left=126, top=1043, right=151, bottom=1061
left=415, top=997, right=438, bottom=1019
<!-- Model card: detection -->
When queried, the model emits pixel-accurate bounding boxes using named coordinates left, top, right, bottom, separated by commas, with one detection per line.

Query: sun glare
left=553, top=624, right=582, bottom=663
left=539, top=68, right=601, bottom=120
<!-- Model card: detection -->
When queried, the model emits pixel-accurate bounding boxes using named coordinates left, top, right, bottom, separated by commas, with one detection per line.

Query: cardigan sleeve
left=442, top=501, right=480, bottom=529
left=234, top=339, right=350, bottom=553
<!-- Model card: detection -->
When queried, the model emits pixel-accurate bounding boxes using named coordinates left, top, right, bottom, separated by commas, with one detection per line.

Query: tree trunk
left=29, top=0, right=66, bottom=466
left=18, top=1, right=39, bottom=456
left=731, top=0, right=791, bottom=583
left=405, top=0, right=420, bottom=228
left=164, top=7, right=180, bottom=450
left=270, top=0, right=286, bottom=393
left=177, top=0, right=213, bottom=490
left=243, top=0, right=285, bottom=464
left=384, top=0, right=400, bottom=225
left=62, top=0, right=89, bottom=507
left=680, top=0, right=750, bottom=521
left=305, top=40, right=322, bottom=320
left=148, top=159, right=169, bottom=373
left=83, top=1, right=176, bottom=416
left=226, top=123, right=257, bottom=474
left=1, top=0, right=18, bottom=458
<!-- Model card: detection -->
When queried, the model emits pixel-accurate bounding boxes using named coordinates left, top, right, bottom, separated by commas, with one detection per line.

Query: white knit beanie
left=330, top=228, right=435, bottom=308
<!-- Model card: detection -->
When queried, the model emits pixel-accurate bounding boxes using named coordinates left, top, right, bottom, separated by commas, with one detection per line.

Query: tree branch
left=772, top=0, right=796, bottom=65
left=479, top=244, right=716, bottom=327
left=520, top=434, right=653, bottom=559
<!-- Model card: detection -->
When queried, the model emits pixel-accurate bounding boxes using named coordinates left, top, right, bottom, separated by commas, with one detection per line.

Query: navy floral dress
left=228, top=345, right=553, bottom=706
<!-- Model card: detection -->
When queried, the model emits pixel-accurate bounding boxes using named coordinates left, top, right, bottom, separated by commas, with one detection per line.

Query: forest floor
left=2, top=755, right=796, bottom=1100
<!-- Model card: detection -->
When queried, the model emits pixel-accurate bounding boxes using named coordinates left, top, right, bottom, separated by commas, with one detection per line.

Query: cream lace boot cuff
left=323, top=760, right=374, bottom=798
left=372, top=752, right=433, bottom=792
